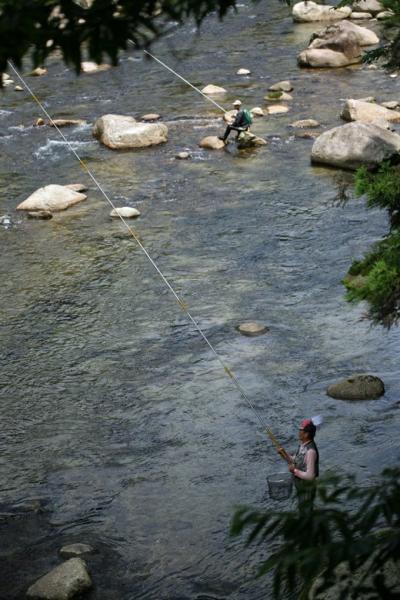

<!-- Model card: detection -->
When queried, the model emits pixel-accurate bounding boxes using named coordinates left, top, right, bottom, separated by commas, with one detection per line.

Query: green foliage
left=355, top=163, right=400, bottom=225
left=345, top=230, right=400, bottom=327
left=0, top=0, right=242, bottom=78
left=231, top=469, right=400, bottom=599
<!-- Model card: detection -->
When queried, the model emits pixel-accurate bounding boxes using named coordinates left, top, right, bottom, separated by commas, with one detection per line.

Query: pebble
left=110, top=207, right=141, bottom=218
left=237, top=68, right=251, bottom=75
left=0, top=215, right=12, bottom=227
left=14, top=86, right=24, bottom=92
left=175, top=152, right=191, bottom=159
left=237, top=322, right=269, bottom=337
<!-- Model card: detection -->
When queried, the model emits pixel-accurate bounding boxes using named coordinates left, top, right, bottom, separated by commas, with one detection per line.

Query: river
left=1, top=1, right=399, bottom=598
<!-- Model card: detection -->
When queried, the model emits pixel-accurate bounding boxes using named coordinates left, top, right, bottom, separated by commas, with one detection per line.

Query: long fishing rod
left=7, top=58, right=289, bottom=464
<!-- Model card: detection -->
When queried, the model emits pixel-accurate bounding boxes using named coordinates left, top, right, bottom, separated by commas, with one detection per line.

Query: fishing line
left=7, top=59, right=282, bottom=453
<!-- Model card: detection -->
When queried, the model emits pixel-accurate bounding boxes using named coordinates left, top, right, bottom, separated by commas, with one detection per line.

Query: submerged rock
left=290, top=119, right=320, bottom=128
left=341, top=99, right=400, bottom=123
left=199, top=136, right=226, bottom=150
left=59, top=544, right=94, bottom=559
left=27, top=211, right=53, bottom=220
left=26, top=558, right=92, bottom=600
left=93, top=114, right=168, bottom=149
left=265, top=91, right=293, bottom=101
left=49, top=119, right=86, bottom=127
left=327, top=374, right=385, bottom=400
left=266, top=105, right=290, bottom=114
left=201, top=84, right=227, bottom=94
left=110, top=207, right=140, bottom=218
left=17, top=185, right=87, bottom=212
left=311, top=122, right=400, bottom=169
left=237, top=322, right=269, bottom=336
left=293, top=1, right=351, bottom=22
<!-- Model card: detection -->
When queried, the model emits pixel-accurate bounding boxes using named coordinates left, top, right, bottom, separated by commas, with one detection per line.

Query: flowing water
left=1, top=2, right=400, bottom=598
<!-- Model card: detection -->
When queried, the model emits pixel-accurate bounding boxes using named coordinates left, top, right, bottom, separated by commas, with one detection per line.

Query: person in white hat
left=219, top=100, right=253, bottom=144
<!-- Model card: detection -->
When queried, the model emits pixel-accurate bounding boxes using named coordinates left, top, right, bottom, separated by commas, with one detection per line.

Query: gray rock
left=59, top=544, right=94, bottom=559
left=0, top=215, right=12, bottom=227
left=236, top=131, right=267, bottom=149
left=341, top=99, right=400, bottom=123
left=26, top=558, right=92, bottom=600
left=199, top=136, right=226, bottom=150
left=110, top=207, right=140, bottom=218
left=327, top=374, right=385, bottom=400
left=268, top=80, right=293, bottom=92
left=93, top=114, right=168, bottom=149
left=17, top=185, right=87, bottom=212
left=237, top=322, right=269, bottom=336
left=293, top=1, right=351, bottom=22
left=311, top=122, right=400, bottom=169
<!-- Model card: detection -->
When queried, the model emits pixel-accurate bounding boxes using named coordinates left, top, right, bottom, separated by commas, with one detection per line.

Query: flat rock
left=237, top=322, right=269, bottom=337
left=49, top=119, right=86, bottom=127
left=199, top=136, right=225, bottom=150
left=59, top=544, right=94, bottom=559
left=341, top=99, right=400, bottom=123
left=237, top=68, right=251, bottom=75
left=201, top=84, right=227, bottom=94
left=251, top=107, right=265, bottom=117
left=311, top=122, right=400, bottom=169
left=175, top=151, right=191, bottom=159
left=81, top=61, right=111, bottom=73
left=93, top=114, right=168, bottom=149
left=26, top=558, right=92, bottom=600
left=377, top=10, right=394, bottom=18
left=290, top=119, right=320, bottom=128
left=269, top=80, right=293, bottom=92
left=293, top=1, right=351, bottom=22
left=327, top=374, right=384, bottom=400
left=27, top=211, right=53, bottom=220
left=17, top=185, right=87, bottom=212
left=350, top=11, right=373, bottom=18
left=110, top=207, right=140, bottom=218
left=141, top=113, right=161, bottom=121
left=266, top=105, right=290, bottom=114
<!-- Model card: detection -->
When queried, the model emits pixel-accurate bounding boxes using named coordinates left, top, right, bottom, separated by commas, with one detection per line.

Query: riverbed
left=1, top=1, right=399, bottom=598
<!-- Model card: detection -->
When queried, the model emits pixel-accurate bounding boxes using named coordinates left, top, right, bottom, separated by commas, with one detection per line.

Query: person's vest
left=294, top=440, right=319, bottom=478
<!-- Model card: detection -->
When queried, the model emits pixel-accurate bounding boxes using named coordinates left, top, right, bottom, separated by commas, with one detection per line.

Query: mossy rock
left=327, top=374, right=384, bottom=400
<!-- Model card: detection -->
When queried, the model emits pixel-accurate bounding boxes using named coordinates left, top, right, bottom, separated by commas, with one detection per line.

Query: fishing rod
left=7, top=57, right=289, bottom=465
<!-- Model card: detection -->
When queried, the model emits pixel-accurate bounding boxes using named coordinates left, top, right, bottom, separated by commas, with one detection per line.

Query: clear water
left=1, top=2, right=399, bottom=598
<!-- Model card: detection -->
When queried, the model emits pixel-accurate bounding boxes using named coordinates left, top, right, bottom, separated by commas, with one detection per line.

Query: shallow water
left=1, top=2, right=400, bottom=598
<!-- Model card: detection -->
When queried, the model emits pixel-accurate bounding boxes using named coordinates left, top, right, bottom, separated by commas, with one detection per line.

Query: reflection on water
left=1, top=1, right=400, bottom=599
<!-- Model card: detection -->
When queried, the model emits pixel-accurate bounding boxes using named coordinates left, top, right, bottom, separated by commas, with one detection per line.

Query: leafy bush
left=231, top=469, right=400, bottom=599
left=355, top=163, right=400, bottom=228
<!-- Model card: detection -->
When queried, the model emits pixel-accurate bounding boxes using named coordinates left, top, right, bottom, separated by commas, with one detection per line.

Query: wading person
left=219, top=100, right=253, bottom=144
left=279, top=417, right=320, bottom=508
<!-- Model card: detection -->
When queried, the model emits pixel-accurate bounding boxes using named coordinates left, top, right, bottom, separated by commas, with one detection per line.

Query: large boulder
left=26, top=558, right=92, bottom=600
left=351, top=0, right=383, bottom=15
left=293, top=1, right=352, bottom=22
left=93, top=114, right=168, bottom=149
left=341, top=99, right=400, bottom=123
left=299, top=25, right=363, bottom=67
left=327, top=374, right=384, bottom=400
left=17, top=185, right=87, bottom=212
left=326, top=19, right=379, bottom=45
left=311, top=122, right=400, bottom=170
